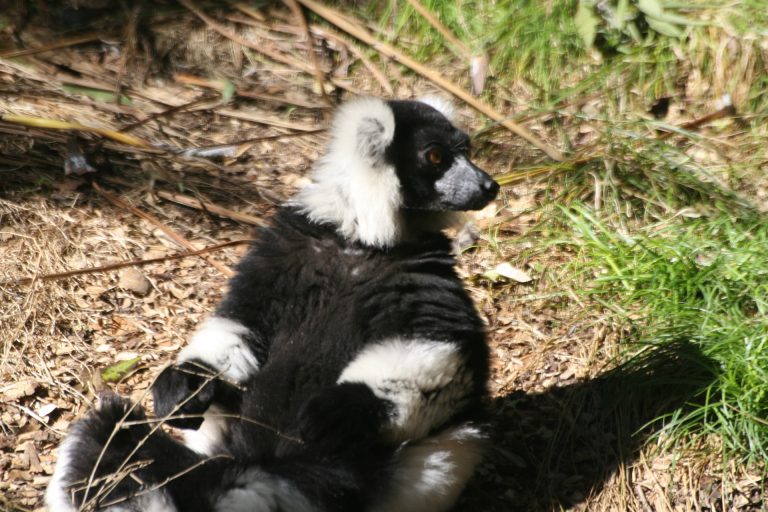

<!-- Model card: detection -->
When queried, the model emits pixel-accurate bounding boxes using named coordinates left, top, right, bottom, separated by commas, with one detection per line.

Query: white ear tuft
left=330, top=97, right=395, bottom=164
left=293, top=97, right=403, bottom=248
left=419, top=96, right=457, bottom=123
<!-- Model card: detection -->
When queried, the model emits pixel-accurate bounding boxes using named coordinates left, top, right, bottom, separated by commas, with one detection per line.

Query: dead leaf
left=483, top=262, right=533, bottom=283
left=2, top=380, right=38, bottom=401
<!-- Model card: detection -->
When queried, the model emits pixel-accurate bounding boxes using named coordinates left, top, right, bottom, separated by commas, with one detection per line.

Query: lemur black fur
left=47, top=97, right=499, bottom=512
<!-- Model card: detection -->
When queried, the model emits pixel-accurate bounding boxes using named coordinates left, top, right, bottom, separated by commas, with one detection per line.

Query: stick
left=404, top=0, right=472, bottom=60
left=309, top=24, right=394, bottom=95
left=119, top=94, right=219, bottom=133
left=283, top=0, right=331, bottom=106
left=91, top=182, right=234, bottom=277
left=179, top=0, right=310, bottom=71
left=0, top=240, right=250, bottom=287
left=156, top=191, right=267, bottom=226
left=215, top=108, right=321, bottom=131
left=179, top=0, right=357, bottom=94
left=0, top=33, right=102, bottom=58
left=295, top=0, right=564, bottom=161
left=1, top=114, right=151, bottom=148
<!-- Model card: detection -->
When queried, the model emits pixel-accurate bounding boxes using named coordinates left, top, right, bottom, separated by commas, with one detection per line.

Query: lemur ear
left=419, top=95, right=457, bottom=123
left=330, top=97, right=395, bottom=165
left=357, top=116, right=392, bottom=162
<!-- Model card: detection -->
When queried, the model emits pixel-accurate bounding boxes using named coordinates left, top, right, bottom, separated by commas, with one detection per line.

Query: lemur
left=47, top=97, right=499, bottom=512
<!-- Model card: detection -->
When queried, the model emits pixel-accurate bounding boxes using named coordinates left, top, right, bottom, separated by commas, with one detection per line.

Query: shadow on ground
left=458, top=340, right=718, bottom=511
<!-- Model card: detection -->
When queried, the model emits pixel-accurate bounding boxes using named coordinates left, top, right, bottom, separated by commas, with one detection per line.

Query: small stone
left=118, top=268, right=151, bottom=296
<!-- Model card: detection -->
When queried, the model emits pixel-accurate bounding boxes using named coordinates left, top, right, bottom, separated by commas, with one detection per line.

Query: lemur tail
left=45, top=394, right=372, bottom=512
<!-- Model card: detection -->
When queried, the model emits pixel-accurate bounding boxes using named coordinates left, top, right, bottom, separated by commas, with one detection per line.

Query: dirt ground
left=0, top=3, right=763, bottom=511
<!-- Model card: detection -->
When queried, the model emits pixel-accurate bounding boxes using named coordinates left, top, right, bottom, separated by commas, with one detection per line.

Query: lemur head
left=294, top=97, right=499, bottom=248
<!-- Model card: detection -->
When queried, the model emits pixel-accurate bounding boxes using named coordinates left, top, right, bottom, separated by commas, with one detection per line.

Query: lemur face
left=386, top=100, right=499, bottom=211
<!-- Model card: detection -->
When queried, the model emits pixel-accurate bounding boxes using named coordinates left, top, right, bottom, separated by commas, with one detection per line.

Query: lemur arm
left=152, top=316, right=265, bottom=427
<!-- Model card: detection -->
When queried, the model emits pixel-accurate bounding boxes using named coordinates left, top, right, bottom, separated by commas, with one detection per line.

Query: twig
left=232, top=89, right=327, bottom=109
left=173, top=73, right=327, bottom=109
left=309, top=24, right=394, bottom=95
left=0, top=33, right=102, bottom=58
left=177, top=0, right=368, bottom=95
left=656, top=102, right=736, bottom=141
left=1, top=114, right=151, bottom=148
left=156, top=191, right=267, bottom=226
left=247, top=19, right=394, bottom=95
left=91, top=182, right=234, bottom=277
left=404, top=0, right=472, bottom=60
left=118, top=94, right=219, bottom=133
left=0, top=240, right=250, bottom=287
left=283, top=0, right=331, bottom=106
left=295, top=0, right=565, bottom=161
left=634, top=483, right=654, bottom=512
left=4, top=403, right=66, bottom=436
left=121, top=412, right=304, bottom=444
left=179, top=0, right=307, bottom=70
left=175, top=128, right=324, bottom=158
left=493, top=101, right=739, bottom=187
left=81, top=372, right=227, bottom=507
left=215, top=108, right=322, bottom=131
left=95, top=455, right=234, bottom=509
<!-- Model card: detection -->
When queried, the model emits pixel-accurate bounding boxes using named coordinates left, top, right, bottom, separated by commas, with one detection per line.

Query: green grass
left=354, top=0, right=768, bottom=112
left=559, top=205, right=768, bottom=463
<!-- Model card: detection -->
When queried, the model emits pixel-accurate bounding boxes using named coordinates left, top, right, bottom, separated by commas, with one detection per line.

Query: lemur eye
left=427, top=147, right=443, bottom=165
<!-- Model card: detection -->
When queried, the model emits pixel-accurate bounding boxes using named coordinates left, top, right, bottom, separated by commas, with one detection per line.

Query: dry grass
left=0, top=2, right=764, bottom=511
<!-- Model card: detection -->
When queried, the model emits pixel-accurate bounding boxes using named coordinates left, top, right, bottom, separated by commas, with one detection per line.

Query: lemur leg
left=296, top=382, right=393, bottom=454
left=371, top=423, right=486, bottom=512
left=337, top=338, right=475, bottom=442
left=152, top=316, right=263, bottom=446
left=297, top=338, right=482, bottom=512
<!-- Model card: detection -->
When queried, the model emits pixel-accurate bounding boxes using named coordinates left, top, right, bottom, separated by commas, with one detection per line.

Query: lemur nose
left=483, top=179, right=500, bottom=199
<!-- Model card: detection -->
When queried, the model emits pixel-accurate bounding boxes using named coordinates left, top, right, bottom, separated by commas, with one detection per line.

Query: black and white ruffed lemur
left=46, top=96, right=500, bottom=512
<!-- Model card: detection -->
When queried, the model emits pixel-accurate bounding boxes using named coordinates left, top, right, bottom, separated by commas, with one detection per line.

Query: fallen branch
left=156, top=191, right=267, bottom=226
left=118, top=94, right=219, bottom=133
left=295, top=0, right=564, bottom=161
left=0, top=240, right=251, bottom=287
left=493, top=101, right=740, bottom=186
left=173, top=73, right=327, bottom=109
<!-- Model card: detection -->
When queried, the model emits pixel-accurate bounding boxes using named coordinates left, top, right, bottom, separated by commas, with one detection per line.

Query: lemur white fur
left=293, top=97, right=463, bottom=249
left=214, top=470, right=315, bottom=512
left=294, top=97, right=402, bottom=248
left=182, top=404, right=230, bottom=456
left=418, top=95, right=457, bottom=123
left=173, top=95, right=480, bottom=472
left=46, top=433, right=78, bottom=512
left=338, top=339, right=472, bottom=442
left=372, top=424, right=485, bottom=512
left=178, top=316, right=258, bottom=383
